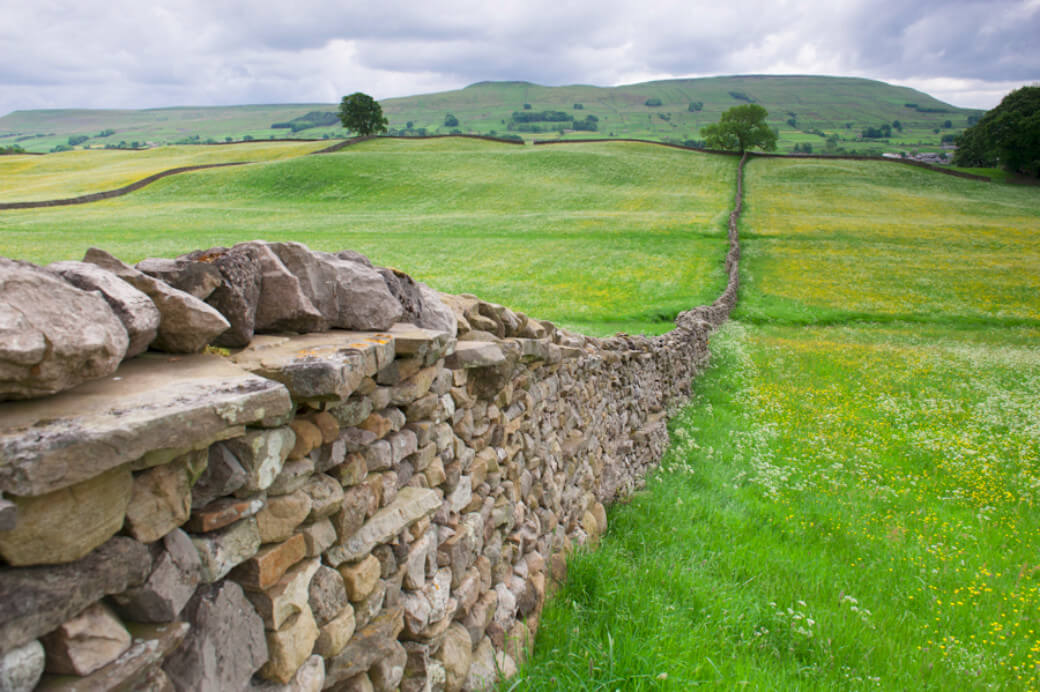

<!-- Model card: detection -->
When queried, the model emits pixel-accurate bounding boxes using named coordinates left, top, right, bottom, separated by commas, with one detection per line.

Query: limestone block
left=388, top=322, right=456, bottom=361
left=230, top=333, right=378, bottom=404
left=48, top=259, right=160, bottom=358
left=268, top=458, right=315, bottom=496
left=308, top=565, right=349, bottom=627
left=338, top=555, right=381, bottom=602
left=0, top=354, right=291, bottom=498
left=246, top=558, right=321, bottom=631
left=363, top=440, right=392, bottom=472
left=314, top=604, right=356, bottom=658
left=444, top=342, right=506, bottom=370
left=288, top=420, right=322, bottom=460
left=125, top=456, right=195, bottom=544
left=260, top=608, right=319, bottom=685
left=299, top=518, right=336, bottom=558
left=191, top=516, right=262, bottom=583
left=180, top=244, right=265, bottom=348
left=162, top=581, right=268, bottom=692
left=330, top=453, right=367, bottom=487
left=0, top=640, right=44, bottom=692
left=403, top=529, right=437, bottom=590
left=301, top=474, right=344, bottom=521
left=369, top=640, right=407, bottom=692
left=83, top=248, right=230, bottom=353
left=191, top=443, right=246, bottom=508
left=256, top=490, right=312, bottom=543
left=324, top=606, right=404, bottom=687
left=390, top=366, right=438, bottom=406
left=325, top=488, right=441, bottom=565
left=248, top=653, right=325, bottom=692
left=461, top=590, right=497, bottom=649
left=405, top=393, right=440, bottom=422
left=135, top=257, right=222, bottom=300
left=0, top=465, right=132, bottom=566
left=110, top=529, right=201, bottom=623
left=388, top=429, right=419, bottom=465
left=224, top=427, right=295, bottom=495
left=354, top=580, right=388, bottom=631
left=231, top=241, right=326, bottom=334
left=376, top=356, right=421, bottom=386
left=0, top=257, right=128, bottom=400
left=462, top=637, right=496, bottom=692
left=328, top=485, right=373, bottom=552
left=359, top=413, right=393, bottom=440
left=232, top=533, right=307, bottom=591
left=453, top=568, right=482, bottom=616
left=328, top=398, right=373, bottom=428
left=41, top=603, right=131, bottom=676
left=438, top=623, right=473, bottom=692
left=0, top=537, right=151, bottom=653
left=34, top=621, right=189, bottom=692
left=185, top=494, right=266, bottom=533
left=266, top=242, right=403, bottom=330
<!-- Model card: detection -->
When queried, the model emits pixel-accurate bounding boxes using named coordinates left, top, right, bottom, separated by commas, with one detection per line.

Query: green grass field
left=0, top=138, right=736, bottom=336
left=2, top=138, right=1036, bottom=687
left=0, top=141, right=330, bottom=202
left=512, top=157, right=1040, bottom=689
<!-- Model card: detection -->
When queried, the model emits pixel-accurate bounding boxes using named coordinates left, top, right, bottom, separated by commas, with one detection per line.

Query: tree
left=443, top=113, right=459, bottom=127
left=338, top=92, right=388, bottom=136
left=701, top=104, right=778, bottom=153
left=954, top=86, right=1040, bottom=177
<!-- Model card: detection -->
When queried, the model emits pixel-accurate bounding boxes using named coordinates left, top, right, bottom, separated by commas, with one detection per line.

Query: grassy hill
left=0, top=75, right=980, bottom=154
left=0, top=138, right=737, bottom=335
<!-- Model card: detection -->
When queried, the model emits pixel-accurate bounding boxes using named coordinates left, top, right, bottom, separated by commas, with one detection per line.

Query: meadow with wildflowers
left=514, top=159, right=1040, bottom=689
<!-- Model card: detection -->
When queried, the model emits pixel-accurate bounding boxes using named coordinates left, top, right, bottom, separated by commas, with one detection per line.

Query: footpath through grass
left=516, top=160, right=1040, bottom=689
left=0, top=138, right=736, bottom=336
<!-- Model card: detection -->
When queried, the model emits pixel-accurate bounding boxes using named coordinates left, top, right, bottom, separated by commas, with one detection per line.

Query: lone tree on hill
left=954, top=86, right=1040, bottom=177
left=338, top=92, right=388, bottom=136
left=701, top=104, right=777, bottom=154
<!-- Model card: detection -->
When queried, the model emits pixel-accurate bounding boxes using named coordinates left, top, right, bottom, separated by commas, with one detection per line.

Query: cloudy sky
left=2, top=0, right=1037, bottom=117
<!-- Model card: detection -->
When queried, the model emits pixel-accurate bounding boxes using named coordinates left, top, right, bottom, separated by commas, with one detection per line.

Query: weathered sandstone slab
left=0, top=353, right=291, bottom=497
left=231, top=332, right=394, bottom=404
left=324, top=488, right=441, bottom=565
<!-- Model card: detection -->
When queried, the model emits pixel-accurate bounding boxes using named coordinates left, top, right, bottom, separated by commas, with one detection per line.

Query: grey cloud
left=1, top=0, right=1037, bottom=117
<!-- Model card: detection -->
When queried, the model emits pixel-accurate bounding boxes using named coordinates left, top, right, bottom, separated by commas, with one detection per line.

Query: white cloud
left=0, top=0, right=1037, bottom=116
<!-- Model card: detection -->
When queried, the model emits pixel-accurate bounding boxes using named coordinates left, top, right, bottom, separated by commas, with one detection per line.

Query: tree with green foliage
left=443, top=113, right=459, bottom=127
left=338, top=92, right=388, bottom=136
left=954, top=86, right=1040, bottom=177
left=701, top=104, right=778, bottom=153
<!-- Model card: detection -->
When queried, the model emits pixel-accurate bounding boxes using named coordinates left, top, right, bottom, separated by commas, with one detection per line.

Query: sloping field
left=741, top=158, right=1040, bottom=324
left=0, top=138, right=737, bottom=335
left=0, top=140, right=330, bottom=202
left=516, top=160, right=1040, bottom=688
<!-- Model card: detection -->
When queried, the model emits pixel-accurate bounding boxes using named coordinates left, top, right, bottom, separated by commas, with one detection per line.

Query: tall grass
left=515, top=157, right=1040, bottom=689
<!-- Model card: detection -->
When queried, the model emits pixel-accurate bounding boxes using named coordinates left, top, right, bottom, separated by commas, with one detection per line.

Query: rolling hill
left=0, top=75, right=981, bottom=154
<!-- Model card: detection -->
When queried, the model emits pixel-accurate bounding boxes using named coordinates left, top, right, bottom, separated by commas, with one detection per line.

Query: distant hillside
left=0, top=75, right=982, bottom=154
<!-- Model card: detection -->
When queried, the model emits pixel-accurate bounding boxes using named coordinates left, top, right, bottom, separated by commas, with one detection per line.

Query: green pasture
left=0, top=141, right=330, bottom=202
left=0, top=138, right=737, bottom=336
left=514, top=156, right=1040, bottom=689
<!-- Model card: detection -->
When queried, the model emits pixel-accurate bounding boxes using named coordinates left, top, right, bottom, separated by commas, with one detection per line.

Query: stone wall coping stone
left=230, top=332, right=396, bottom=404
left=0, top=354, right=293, bottom=497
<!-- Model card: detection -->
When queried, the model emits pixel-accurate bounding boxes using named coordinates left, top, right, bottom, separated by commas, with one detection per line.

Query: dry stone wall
left=0, top=157, right=744, bottom=691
